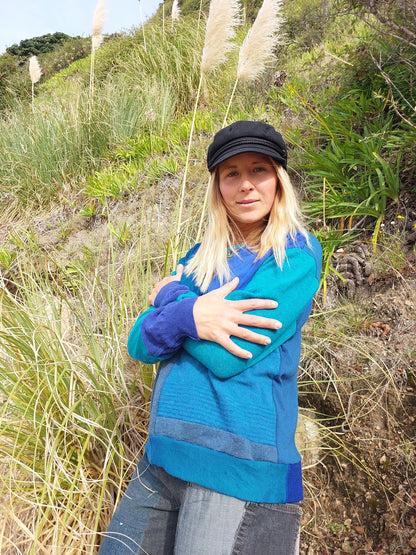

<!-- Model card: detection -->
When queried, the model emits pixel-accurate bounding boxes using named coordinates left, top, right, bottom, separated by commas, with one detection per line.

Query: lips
left=237, top=199, right=259, bottom=205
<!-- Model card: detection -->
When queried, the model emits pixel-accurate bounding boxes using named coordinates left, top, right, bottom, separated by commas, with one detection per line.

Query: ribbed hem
left=146, top=436, right=303, bottom=504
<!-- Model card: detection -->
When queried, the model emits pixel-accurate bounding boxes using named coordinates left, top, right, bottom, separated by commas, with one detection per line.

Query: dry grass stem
left=138, top=0, right=147, bottom=50
left=237, top=0, right=284, bottom=82
left=200, top=0, right=241, bottom=73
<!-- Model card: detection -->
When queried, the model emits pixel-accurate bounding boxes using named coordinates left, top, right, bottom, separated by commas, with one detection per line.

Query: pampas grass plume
left=92, top=0, right=106, bottom=52
left=29, top=56, right=42, bottom=85
left=172, top=0, right=181, bottom=23
left=237, top=0, right=284, bottom=82
left=201, top=0, right=241, bottom=73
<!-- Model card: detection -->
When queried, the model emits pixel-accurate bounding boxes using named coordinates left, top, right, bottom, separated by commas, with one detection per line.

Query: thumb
left=174, top=264, right=184, bottom=280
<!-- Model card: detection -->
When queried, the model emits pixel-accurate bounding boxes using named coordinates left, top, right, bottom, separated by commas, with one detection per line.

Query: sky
left=0, top=0, right=161, bottom=55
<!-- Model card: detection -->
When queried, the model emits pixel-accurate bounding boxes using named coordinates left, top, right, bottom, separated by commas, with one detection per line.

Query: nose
left=239, top=173, right=254, bottom=191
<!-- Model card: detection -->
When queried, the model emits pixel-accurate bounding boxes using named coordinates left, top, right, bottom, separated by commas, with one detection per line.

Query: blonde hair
left=185, top=158, right=308, bottom=291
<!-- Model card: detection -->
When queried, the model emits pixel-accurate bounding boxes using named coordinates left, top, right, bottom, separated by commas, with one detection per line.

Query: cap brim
left=211, top=145, right=286, bottom=169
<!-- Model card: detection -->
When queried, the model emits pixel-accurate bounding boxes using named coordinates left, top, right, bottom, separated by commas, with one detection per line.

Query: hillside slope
left=0, top=0, right=415, bottom=552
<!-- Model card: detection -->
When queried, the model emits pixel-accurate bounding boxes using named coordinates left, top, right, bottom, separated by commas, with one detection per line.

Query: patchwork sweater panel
left=128, top=233, right=322, bottom=503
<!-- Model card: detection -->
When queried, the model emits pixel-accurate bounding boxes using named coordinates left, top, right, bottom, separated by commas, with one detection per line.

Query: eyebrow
left=220, top=157, right=270, bottom=170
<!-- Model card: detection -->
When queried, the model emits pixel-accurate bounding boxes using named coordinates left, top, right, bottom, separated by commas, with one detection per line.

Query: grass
left=0, top=222, right=157, bottom=552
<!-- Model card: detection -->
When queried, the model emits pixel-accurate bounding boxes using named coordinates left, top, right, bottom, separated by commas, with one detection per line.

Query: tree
left=6, top=33, right=72, bottom=58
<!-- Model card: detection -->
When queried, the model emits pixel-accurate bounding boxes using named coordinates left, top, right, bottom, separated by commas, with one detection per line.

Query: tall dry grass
left=223, top=0, right=285, bottom=124
left=171, top=0, right=181, bottom=25
left=0, top=215, right=157, bottom=552
left=200, top=0, right=241, bottom=72
left=29, top=56, right=42, bottom=103
left=173, top=0, right=242, bottom=264
left=90, top=0, right=106, bottom=99
left=237, top=0, right=284, bottom=82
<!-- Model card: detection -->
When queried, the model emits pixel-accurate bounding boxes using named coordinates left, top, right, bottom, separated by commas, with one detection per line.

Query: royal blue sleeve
left=127, top=281, right=200, bottom=363
left=126, top=243, right=202, bottom=365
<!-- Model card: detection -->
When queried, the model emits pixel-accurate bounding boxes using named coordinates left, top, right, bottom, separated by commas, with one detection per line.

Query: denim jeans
left=99, top=454, right=301, bottom=555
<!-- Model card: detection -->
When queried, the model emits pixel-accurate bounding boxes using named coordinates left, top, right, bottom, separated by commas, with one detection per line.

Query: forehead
left=218, top=152, right=272, bottom=170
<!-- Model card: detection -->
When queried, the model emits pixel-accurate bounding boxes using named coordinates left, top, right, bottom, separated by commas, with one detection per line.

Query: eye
left=223, top=170, right=238, bottom=178
left=252, top=166, right=266, bottom=173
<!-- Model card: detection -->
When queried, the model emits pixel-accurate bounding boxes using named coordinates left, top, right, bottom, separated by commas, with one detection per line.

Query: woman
left=99, top=120, right=322, bottom=554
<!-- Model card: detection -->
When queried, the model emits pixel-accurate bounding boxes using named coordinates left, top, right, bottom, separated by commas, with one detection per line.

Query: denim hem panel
left=231, top=502, right=302, bottom=555
left=100, top=456, right=302, bottom=555
left=98, top=455, right=185, bottom=555
left=174, top=484, right=247, bottom=555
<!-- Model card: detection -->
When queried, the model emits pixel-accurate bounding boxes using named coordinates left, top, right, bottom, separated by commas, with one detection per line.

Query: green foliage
left=0, top=35, right=90, bottom=110
left=39, top=36, right=90, bottom=79
left=115, top=131, right=170, bottom=164
left=284, top=0, right=332, bottom=49
left=85, top=167, right=132, bottom=205
left=0, top=52, right=30, bottom=109
left=6, top=32, right=72, bottom=58
left=0, top=248, right=16, bottom=271
left=313, top=226, right=356, bottom=295
left=282, top=85, right=408, bottom=252
left=108, top=221, right=134, bottom=246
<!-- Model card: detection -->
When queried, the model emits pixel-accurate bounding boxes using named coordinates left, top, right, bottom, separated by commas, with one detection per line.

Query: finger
left=215, top=277, right=239, bottom=297
left=229, top=298, right=278, bottom=311
left=237, top=314, right=282, bottom=330
left=220, top=337, right=253, bottom=359
left=174, top=264, right=184, bottom=280
left=232, top=327, right=273, bottom=345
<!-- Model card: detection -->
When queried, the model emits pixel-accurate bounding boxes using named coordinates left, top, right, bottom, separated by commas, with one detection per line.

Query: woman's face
left=218, top=152, right=278, bottom=239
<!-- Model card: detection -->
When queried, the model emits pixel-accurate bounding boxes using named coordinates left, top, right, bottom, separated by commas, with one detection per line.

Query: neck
left=230, top=219, right=267, bottom=247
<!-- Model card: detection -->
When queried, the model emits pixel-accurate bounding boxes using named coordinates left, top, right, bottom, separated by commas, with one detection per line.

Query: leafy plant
left=284, top=88, right=404, bottom=250
left=108, top=221, right=134, bottom=246
left=85, top=168, right=130, bottom=205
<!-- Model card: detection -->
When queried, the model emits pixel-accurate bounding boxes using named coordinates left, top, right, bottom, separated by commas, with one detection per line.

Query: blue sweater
left=127, top=232, right=322, bottom=503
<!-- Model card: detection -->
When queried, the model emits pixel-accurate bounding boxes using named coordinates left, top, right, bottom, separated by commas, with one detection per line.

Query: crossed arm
left=147, top=264, right=281, bottom=360
left=127, top=241, right=321, bottom=378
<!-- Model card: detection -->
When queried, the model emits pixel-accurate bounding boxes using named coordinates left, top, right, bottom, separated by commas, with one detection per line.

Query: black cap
left=207, top=120, right=287, bottom=172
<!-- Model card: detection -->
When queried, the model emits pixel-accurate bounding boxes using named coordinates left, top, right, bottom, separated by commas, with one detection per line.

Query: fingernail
left=275, top=321, right=282, bottom=329
left=264, top=337, right=271, bottom=345
left=271, top=301, right=278, bottom=308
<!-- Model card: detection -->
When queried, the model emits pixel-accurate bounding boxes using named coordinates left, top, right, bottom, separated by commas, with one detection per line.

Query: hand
left=193, top=277, right=282, bottom=359
left=148, top=264, right=184, bottom=306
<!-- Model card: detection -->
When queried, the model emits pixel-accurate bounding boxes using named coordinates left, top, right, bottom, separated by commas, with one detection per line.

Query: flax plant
left=173, top=0, right=241, bottom=264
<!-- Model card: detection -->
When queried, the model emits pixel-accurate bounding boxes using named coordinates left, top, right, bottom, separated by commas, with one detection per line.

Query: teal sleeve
left=183, top=240, right=322, bottom=379
left=127, top=306, right=164, bottom=364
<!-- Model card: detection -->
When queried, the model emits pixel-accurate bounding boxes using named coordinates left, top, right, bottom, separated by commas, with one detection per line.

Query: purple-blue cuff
left=154, top=281, right=194, bottom=308
left=140, top=295, right=200, bottom=358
